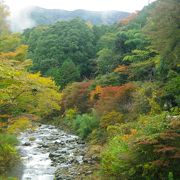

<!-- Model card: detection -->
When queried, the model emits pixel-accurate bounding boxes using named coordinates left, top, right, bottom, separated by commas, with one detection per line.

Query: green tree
left=48, top=60, right=80, bottom=88
left=0, top=59, right=61, bottom=117
left=96, top=48, right=117, bottom=74
left=144, top=0, right=180, bottom=77
left=0, top=33, right=21, bottom=52
left=24, top=19, right=96, bottom=81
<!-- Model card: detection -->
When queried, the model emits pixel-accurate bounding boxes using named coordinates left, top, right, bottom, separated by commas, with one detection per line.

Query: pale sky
left=5, top=0, right=156, bottom=13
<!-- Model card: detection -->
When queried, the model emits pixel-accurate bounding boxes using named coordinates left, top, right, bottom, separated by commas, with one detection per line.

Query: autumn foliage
left=100, top=111, right=123, bottom=129
left=1, top=0, right=180, bottom=179
left=61, top=81, right=92, bottom=113
left=114, top=65, right=129, bottom=74
left=119, top=12, right=138, bottom=26
left=90, top=83, right=136, bottom=115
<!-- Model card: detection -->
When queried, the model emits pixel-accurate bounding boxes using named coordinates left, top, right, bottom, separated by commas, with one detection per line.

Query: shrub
left=130, top=82, right=163, bottom=119
left=106, top=125, right=123, bottom=138
left=0, top=134, right=19, bottom=176
left=101, top=136, right=131, bottom=178
left=88, top=128, right=108, bottom=144
left=0, top=134, right=18, bottom=146
left=64, top=108, right=78, bottom=128
left=65, top=108, right=78, bottom=121
left=101, top=113, right=180, bottom=179
left=7, top=117, right=31, bottom=134
left=165, top=76, right=180, bottom=107
left=61, top=81, right=92, bottom=113
left=100, top=111, right=124, bottom=129
left=90, top=83, right=136, bottom=115
left=90, top=72, right=127, bottom=89
left=73, top=114, right=99, bottom=139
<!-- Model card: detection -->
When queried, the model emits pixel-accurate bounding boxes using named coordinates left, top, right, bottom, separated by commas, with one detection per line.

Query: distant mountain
left=30, top=7, right=130, bottom=25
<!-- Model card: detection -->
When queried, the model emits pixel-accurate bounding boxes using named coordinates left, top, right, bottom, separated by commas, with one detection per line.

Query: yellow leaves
left=121, top=134, right=131, bottom=141
left=107, top=125, right=122, bottom=138
left=14, top=59, right=32, bottom=70
left=90, top=85, right=102, bottom=101
left=0, top=33, right=21, bottom=52
left=0, top=122, right=7, bottom=129
left=13, top=45, right=28, bottom=61
left=100, top=111, right=123, bottom=129
left=131, top=129, right=137, bottom=135
left=0, top=58, right=61, bottom=117
left=121, top=129, right=137, bottom=141
left=148, top=91, right=162, bottom=114
left=7, top=117, right=31, bottom=134
left=114, top=65, right=129, bottom=74
left=0, top=32, right=61, bottom=120
left=26, top=72, right=40, bottom=79
left=0, top=45, right=28, bottom=61
left=0, top=114, right=10, bottom=118
left=34, top=89, right=61, bottom=116
left=65, top=108, right=77, bottom=121
left=26, top=72, right=56, bottom=88
left=0, top=33, right=29, bottom=64
left=0, top=51, right=16, bottom=59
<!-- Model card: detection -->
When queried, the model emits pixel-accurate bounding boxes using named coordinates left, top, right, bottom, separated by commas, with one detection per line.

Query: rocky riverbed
left=17, top=124, right=99, bottom=180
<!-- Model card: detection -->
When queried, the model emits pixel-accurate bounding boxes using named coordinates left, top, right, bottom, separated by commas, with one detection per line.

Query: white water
left=17, top=124, right=85, bottom=180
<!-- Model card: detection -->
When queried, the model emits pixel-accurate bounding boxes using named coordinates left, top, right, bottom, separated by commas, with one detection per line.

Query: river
left=16, top=124, right=87, bottom=180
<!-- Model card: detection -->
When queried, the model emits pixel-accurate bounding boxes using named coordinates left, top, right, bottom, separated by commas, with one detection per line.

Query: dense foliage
left=0, top=0, right=180, bottom=179
left=23, top=19, right=97, bottom=86
left=0, top=2, right=61, bottom=177
left=48, top=0, right=179, bottom=179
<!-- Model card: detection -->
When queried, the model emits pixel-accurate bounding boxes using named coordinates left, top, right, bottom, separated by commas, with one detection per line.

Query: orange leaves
left=100, top=84, right=134, bottom=100
left=90, top=83, right=136, bottom=115
left=119, top=12, right=138, bottom=26
left=121, top=129, right=137, bottom=141
left=62, top=81, right=93, bottom=113
left=90, top=85, right=102, bottom=101
left=0, top=114, right=10, bottom=118
left=0, top=45, right=28, bottom=61
left=0, top=114, right=10, bottom=130
left=78, top=81, right=92, bottom=95
left=114, top=65, right=129, bottom=74
left=0, top=122, right=7, bottom=128
left=62, top=82, right=135, bottom=115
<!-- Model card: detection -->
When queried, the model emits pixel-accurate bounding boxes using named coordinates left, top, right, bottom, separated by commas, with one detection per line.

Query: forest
left=29, top=7, right=130, bottom=26
left=0, top=0, right=180, bottom=179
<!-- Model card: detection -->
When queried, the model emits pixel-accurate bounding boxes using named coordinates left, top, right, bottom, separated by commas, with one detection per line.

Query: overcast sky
left=5, top=0, right=156, bottom=13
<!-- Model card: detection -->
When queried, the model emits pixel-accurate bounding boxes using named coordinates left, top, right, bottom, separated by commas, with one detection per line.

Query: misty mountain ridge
left=30, top=6, right=130, bottom=26
left=10, top=6, right=130, bottom=32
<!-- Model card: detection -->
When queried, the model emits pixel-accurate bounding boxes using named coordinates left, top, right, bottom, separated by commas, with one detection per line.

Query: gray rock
left=23, top=142, right=31, bottom=146
left=41, top=143, right=49, bottom=148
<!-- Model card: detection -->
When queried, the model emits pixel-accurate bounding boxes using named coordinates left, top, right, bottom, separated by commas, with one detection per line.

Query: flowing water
left=17, top=124, right=86, bottom=180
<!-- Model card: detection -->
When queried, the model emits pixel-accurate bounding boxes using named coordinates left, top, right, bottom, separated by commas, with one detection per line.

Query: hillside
left=1, top=0, right=180, bottom=179
left=30, top=7, right=130, bottom=25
